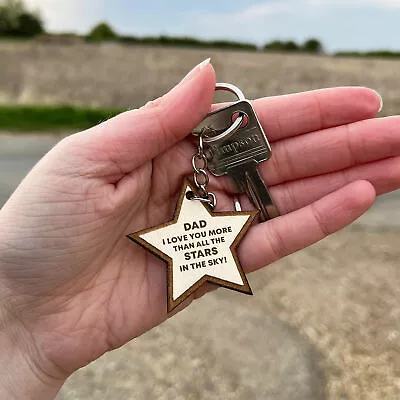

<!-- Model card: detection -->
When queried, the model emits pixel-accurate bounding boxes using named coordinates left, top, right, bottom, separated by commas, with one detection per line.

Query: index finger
left=212, top=87, right=382, bottom=142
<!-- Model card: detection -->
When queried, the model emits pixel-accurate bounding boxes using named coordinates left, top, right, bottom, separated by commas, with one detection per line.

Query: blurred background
left=0, top=0, right=399, bottom=399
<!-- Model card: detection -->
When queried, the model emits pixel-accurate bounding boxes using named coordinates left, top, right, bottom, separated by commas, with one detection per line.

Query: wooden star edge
left=127, top=179, right=258, bottom=313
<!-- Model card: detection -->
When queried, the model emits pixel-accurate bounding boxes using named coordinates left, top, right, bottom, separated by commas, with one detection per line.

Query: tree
left=87, top=22, right=117, bottom=42
left=11, top=12, right=43, bottom=36
left=0, top=0, right=43, bottom=37
left=0, top=0, right=23, bottom=34
left=264, top=40, right=284, bottom=51
left=264, top=40, right=300, bottom=52
left=302, top=38, right=323, bottom=54
left=282, top=40, right=299, bottom=51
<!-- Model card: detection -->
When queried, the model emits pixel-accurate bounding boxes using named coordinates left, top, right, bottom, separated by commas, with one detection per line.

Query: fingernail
left=372, top=89, right=383, bottom=112
left=181, top=58, right=211, bottom=84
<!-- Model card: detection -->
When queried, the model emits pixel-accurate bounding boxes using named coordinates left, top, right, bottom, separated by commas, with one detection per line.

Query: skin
left=0, top=61, right=399, bottom=399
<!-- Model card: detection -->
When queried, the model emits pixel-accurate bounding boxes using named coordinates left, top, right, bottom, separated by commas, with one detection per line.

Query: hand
left=0, top=59, right=397, bottom=398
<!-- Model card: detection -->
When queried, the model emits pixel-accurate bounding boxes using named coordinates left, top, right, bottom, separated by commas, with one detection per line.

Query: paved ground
left=1, top=134, right=399, bottom=399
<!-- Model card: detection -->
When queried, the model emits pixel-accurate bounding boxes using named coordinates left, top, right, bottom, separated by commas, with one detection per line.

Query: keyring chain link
left=189, top=83, right=248, bottom=210
left=190, top=129, right=217, bottom=209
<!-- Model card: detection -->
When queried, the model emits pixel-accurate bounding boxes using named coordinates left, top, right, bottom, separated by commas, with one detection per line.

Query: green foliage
left=335, top=50, right=400, bottom=59
left=0, top=105, right=122, bottom=132
left=302, top=38, right=323, bottom=53
left=208, top=39, right=257, bottom=51
left=10, top=12, right=43, bottom=36
left=335, top=51, right=362, bottom=58
left=87, top=22, right=117, bottom=42
left=0, top=0, right=44, bottom=37
left=284, top=41, right=299, bottom=51
left=263, top=38, right=323, bottom=54
left=119, top=34, right=257, bottom=51
left=119, top=35, right=139, bottom=44
left=264, top=40, right=300, bottom=52
left=0, top=0, right=24, bottom=30
left=263, top=40, right=284, bottom=51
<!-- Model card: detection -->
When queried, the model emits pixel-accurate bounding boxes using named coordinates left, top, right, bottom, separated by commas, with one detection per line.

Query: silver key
left=193, top=100, right=280, bottom=221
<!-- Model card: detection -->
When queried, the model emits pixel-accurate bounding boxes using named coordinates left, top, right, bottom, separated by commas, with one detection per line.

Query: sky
left=24, top=0, right=400, bottom=52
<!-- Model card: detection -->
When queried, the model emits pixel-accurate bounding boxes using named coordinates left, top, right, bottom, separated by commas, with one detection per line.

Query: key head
left=194, top=100, right=272, bottom=176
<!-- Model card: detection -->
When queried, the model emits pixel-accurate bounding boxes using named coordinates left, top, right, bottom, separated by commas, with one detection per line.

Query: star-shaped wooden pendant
left=128, top=180, right=257, bottom=312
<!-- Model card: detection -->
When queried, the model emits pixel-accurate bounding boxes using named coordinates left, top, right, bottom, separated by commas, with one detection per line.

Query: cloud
left=25, top=0, right=106, bottom=32
left=238, top=3, right=294, bottom=20
left=193, top=1, right=296, bottom=28
left=216, top=0, right=400, bottom=20
left=185, top=2, right=302, bottom=46
left=360, top=0, right=400, bottom=8
left=307, top=0, right=400, bottom=8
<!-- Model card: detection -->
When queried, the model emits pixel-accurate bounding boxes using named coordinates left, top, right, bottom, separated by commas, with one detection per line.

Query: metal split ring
left=202, top=83, right=247, bottom=144
left=186, top=191, right=217, bottom=210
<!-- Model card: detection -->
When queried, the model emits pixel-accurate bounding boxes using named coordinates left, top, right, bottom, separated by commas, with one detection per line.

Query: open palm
left=0, top=62, right=397, bottom=383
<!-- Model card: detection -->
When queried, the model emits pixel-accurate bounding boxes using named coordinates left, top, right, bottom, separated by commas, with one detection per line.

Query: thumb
left=71, top=58, right=216, bottom=174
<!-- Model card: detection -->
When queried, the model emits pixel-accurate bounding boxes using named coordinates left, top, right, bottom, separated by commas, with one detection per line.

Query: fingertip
left=158, top=59, right=216, bottom=136
left=179, top=58, right=212, bottom=85
left=334, top=180, right=376, bottom=224
left=347, top=179, right=376, bottom=208
left=316, top=86, right=383, bottom=128
left=169, top=58, right=216, bottom=109
left=370, top=89, right=384, bottom=113
left=350, top=87, right=383, bottom=117
left=192, top=59, right=217, bottom=108
left=202, top=60, right=217, bottom=93
left=71, top=60, right=217, bottom=175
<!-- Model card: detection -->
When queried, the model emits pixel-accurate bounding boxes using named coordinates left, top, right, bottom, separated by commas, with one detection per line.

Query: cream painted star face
left=128, top=181, right=257, bottom=312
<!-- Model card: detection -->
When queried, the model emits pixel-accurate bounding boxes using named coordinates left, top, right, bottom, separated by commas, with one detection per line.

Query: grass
left=0, top=105, right=123, bottom=132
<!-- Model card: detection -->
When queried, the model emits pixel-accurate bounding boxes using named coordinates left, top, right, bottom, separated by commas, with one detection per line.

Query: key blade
left=232, top=166, right=280, bottom=222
